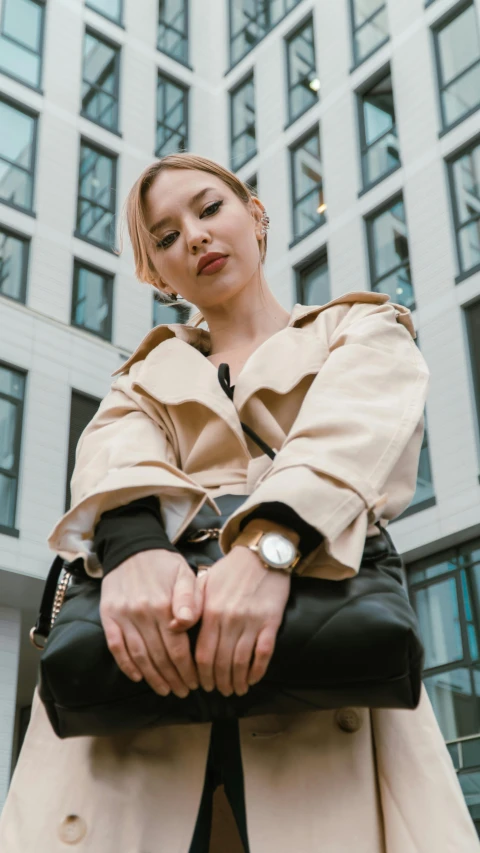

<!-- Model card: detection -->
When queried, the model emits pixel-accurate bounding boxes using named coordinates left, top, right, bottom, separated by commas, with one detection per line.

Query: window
left=449, top=139, right=480, bottom=277
left=0, top=227, right=29, bottom=303
left=0, top=99, right=37, bottom=211
left=0, top=363, right=25, bottom=534
left=156, top=73, right=188, bottom=157
left=82, top=30, right=120, bottom=132
left=366, top=197, right=414, bottom=309
left=230, top=74, right=256, bottom=170
left=158, top=0, right=188, bottom=64
left=358, top=71, right=400, bottom=188
left=286, top=17, right=319, bottom=124
left=86, top=0, right=122, bottom=24
left=290, top=125, right=325, bottom=243
left=76, top=141, right=116, bottom=249
left=246, top=174, right=257, bottom=195
left=465, top=300, right=480, bottom=441
left=71, top=261, right=113, bottom=340
left=0, top=0, right=45, bottom=89
left=296, top=251, right=329, bottom=305
left=65, top=390, right=100, bottom=511
left=350, top=0, right=389, bottom=66
left=153, top=294, right=192, bottom=326
left=229, top=0, right=302, bottom=66
left=434, top=3, right=480, bottom=130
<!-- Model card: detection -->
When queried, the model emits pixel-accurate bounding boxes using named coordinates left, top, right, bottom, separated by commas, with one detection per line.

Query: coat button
left=335, top=708, right=362, bottom=733
left=58, top=815, right=87, bottom=844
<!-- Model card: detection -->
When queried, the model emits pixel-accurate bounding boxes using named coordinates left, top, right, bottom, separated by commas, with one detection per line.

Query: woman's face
left=143, top=168, right=264, bottom=309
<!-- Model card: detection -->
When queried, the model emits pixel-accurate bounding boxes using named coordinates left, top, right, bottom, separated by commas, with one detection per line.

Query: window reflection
left=156, top=74, right=188, bottom=157
left=0, top=0, right=44, bottom=88
left=435, top=4, right=480, bottom=129
left=351, top=0, right=389, bottom=65
left=0, top=100, right=36, bottom=211
left=367, top=197, right=414, bottom=308
left=286, top=18, right=319, bottom=123
left=297, top=253, right=329, bottom=305
left=231, top=75, right=256, bottom=170
left=360, top=71, right=400, bottom=186
left=290, top=126, right=325, bottom=241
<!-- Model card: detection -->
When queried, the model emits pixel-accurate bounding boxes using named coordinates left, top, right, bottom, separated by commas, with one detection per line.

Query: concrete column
left=0, top=607, right=21, bottom=813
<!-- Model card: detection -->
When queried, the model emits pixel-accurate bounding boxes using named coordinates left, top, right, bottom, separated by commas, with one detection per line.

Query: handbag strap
left=30, top=555, right=83, bottom=648
left=217, top=363, right=276, bottom=461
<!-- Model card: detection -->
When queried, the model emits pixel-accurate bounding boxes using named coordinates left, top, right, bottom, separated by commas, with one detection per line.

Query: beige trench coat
left=1, top=292, right=478, bottom=852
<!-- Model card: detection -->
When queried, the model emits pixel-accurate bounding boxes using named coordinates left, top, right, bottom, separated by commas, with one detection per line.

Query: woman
left=0, top=153, right=477, bottom=853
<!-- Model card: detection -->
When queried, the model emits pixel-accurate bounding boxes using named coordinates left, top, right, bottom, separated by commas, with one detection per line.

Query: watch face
left=259, top=533, right=297, bottom=569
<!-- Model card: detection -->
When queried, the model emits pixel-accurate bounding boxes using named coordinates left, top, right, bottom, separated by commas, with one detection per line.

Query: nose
left=184, top=217, right=211, bottom=253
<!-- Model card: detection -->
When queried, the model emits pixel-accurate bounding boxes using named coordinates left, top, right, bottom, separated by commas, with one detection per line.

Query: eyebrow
left=149, top=187, right=218, bottom=234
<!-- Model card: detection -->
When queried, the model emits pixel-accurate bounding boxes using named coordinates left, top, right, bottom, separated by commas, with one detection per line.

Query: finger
left=103, top=618, right=143, bottom=683
left=248, top=624, right=278, bottom=686
left=170, top=566, right=198, bottom=627
left=161, top=626, right=199, bottom=692
left=214, top=624, right=243, bottom=697
left=122, top=627, right=172, bottom=696
left=195, top=618, right=220, bottom=692
left=169, top=570, right=207, bottom=633
left=232, top=630, right=257, bottom=696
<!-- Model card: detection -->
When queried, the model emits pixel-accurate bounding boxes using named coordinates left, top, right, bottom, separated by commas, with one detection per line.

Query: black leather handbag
left=31, top=493, right=425, bottom=739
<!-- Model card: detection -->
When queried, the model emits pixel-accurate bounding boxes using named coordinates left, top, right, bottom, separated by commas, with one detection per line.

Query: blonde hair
left=125, top=153, right=267, bottom=290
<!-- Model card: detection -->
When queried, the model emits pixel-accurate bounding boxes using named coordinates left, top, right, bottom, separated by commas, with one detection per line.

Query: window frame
left=432, top=1, right=480, bottom=134
left=228, top=0, right=302, bottom=69
left=356, top=66, right=401, bottom=192
left=157, top=0, right=190, bottom=67
left=465, top=298, right=480, bottom=451
left=447, top=133, right=480, bottom=282
left=294, top=246, right=329, bottom=305
left=349, top=0, right=389, bottom=69
left=85, top=0, right=124, bottom=27
left=289, top=122, right=326, bottom=248
left=365, top=192, right=416, bottom=310
left=0, top=223, right=29, bottom=304
left=71, top=258, right=114, bottom=341
left=229, top=71, right=257, bottom=171
left=65, top=389, right=101, bottom=511
left=0, top=360, right=27, bottom=537
left=284, top=13, right=319, bottom=127
left=81, top=27, right=121, bottom=134
left=0, top=0, right=46, bottom=91
left=74, top=137, right=117, bottom=252
left=155, top=70, right=189, bottom=158
left=0, top=93, right=38, bottom=215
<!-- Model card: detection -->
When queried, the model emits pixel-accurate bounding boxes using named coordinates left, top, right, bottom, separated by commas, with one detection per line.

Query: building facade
left=1, top=0, right=480, bottom=833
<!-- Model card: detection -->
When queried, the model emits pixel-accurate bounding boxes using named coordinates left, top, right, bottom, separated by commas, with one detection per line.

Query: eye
left=156, top=200, right=223, bottom=250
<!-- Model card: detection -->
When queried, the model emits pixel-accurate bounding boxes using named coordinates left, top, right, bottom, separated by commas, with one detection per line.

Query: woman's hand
left=193, top=546, right=291, bottom=697
left=100, top=549, right=203, bottom=698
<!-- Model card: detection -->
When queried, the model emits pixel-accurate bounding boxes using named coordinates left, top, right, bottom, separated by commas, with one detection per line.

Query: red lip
left=197, top=252, right=228, bottom=274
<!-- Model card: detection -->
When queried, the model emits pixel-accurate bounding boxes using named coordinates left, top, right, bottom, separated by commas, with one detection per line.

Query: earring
left=260, top=211, right=270, bottom=236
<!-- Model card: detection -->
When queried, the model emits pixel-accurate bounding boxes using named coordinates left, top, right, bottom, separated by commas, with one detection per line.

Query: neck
left=200, top=273, right=291, bottom=356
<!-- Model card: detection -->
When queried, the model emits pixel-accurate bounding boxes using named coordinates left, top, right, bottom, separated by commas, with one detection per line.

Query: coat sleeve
left=220, top=300, right=430, bottom=577
left=47, top=377, right=212, bottom=577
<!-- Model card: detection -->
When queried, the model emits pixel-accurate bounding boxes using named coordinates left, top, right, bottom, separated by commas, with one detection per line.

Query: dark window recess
left=0, top=227, right=29, bottom=303
left=82, top=30, right=120, bottom=132
left=290, top=124, right=325, bottom=242
left=65, top=390, right=101, bottom=511
left=449, top=140, right=480, bottom=276
left=86, top=0, right=122, bottom=24
left=366, top=196, right=414, bottom=309
left=156, top=73, right=188, bottom=157
left=296, top=251, right=329, bottom=305
left=0, top=363, right=26, bottom=532
left=246, top=174, right=257, bottom=195
left=71, top=261, right=113, bottom=340
left=465, top=300, right=480, bottom=442
left=358, top=70, right=400, bottom=188
left=76, top=141, right=117, bottom=249
left=230, top=74, right=256, bottom=171
left=286, top=16, right=319, bottom=124
left=158, top=0, right=188, bottom=64
left=350, top=0, right=389, bottom=66
left=0, top=0, right=45, bottom=88
left=229, top=0, right=302, bottom=66
left=0, top=98, right=37, bottom=211
left=153, top=293, right=192, bottom=326
left=434, top=3, right=480, bottom=131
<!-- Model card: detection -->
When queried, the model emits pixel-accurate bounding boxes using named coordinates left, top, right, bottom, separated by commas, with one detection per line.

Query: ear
left=250, top=197, right=265, bottom=239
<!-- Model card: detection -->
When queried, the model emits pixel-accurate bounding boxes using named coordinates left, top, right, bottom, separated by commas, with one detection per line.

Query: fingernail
left=177, top=688, right=189, bottom=699
left=178, top=607, right=193, bottom=621
left=158, top=686, right=170, bottom=697
left=189, top=681, right=199, bottom=691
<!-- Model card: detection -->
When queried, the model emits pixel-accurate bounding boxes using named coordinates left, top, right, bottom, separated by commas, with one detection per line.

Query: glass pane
left=299, top=257, right=329, bottom=305
left=0, top=35, right=41, bottom=87
left=452, top=143, right=480, bottom=222
left=153, top=297, right=192, bottom=326
left=293, top=129, right=321, bottom=199
left=0, top=472, right=16, bottom=528
left=372, top=264, right=414, bottom=309
left=437, top=5, right=480, bottom=86
left=459, top=771, right=480, bottom=815
left=77, top=146, right=116, bottom=243
left=3, top=0, right=43, bottom=52
left=0, top=100, right=35, bottom=169
left=410, top=553, right=457, bottom=585
left=370, top=199, right=409, bottom=278
left=294, top=186, right=325, bottom=239
left=423, top=667, right=477, bottom=740
left=156, top=77, right=187, bottom=156
left=0, top=230, right=27, bottom=302
left=461, top=569, right=479, bottom=661
left=73, top=267, right=112, bottom=338
left=86, top=0, right=122, bottom=22
left=288, top=20, right=318, bottom=121
left=82, top=34, right=118, bottom=130
left=355, top=6, right=388, bottom=63
left=462, top=736, right=480, bottom=769
left=158, top=0, right=187, bottom=61
left=414, top=577, right=463, bottom=668
left=0, top=365, right=25, bottom=399
left=231, top=78, right=256, bottom=169
left=363, top=131, right=399, bottom=185
left=409, top=431, right=434, bottom=506
left=363, top=74, right=394, bottom=144
left=447, top=741, right=461, bottom=770
left=0, top=398, right=18, bottom=470
left=443, top=62, right=480, bottom=127
left=354, top=0, right=385, bottom=25
left=77, top=200, right=115, bottom=246
left=0, top=160, right=31, bottom=209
